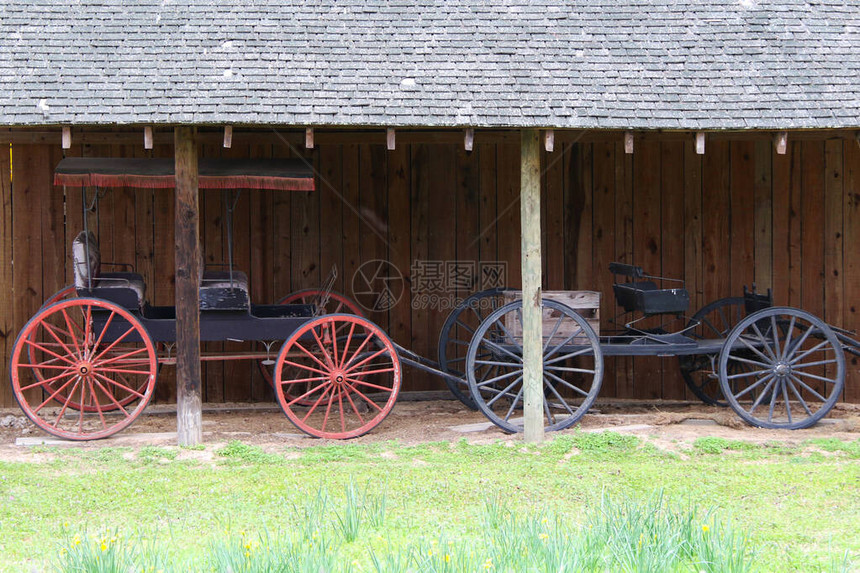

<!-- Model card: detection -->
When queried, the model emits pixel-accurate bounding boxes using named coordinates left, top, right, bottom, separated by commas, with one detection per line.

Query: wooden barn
left=0, top=1, right=858, bottom=441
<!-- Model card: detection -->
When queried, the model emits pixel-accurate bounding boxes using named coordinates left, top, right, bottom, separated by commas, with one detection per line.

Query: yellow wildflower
left=100, top=542, right=108, bottom=552
left=539, top=533, right=549, bottom=541
left=73, top=535, right=81, bottom=546
left=483, top=557, right=493, bottom=570
left=541, top=517, right=548, bottom=524
left=244, top=551, right=250, bottom=558
left=444, top=554, right=451, bottom=563
left=702, top=525, right=710, bottom=534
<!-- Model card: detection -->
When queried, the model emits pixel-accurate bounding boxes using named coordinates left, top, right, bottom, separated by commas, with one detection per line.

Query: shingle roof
left=1, top=0, right=858, bottom=129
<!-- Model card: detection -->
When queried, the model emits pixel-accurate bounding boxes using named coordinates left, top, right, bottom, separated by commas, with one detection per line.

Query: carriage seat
left=73, top=231, right=146, bottom=309
left=609, top=262, right=690, bottom=316
left=199, top=270, right=250, bottom=310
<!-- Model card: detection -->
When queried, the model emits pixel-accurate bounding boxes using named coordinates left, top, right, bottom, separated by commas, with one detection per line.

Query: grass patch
left=1, top=437, right=856, bottom=572
left=693, top=436, right=760, bottom=455
left=215, top=440, right=284, bottom=465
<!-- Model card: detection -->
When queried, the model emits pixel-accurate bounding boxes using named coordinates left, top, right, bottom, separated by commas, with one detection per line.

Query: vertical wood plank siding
left=1, top=137, right=858, bottom=405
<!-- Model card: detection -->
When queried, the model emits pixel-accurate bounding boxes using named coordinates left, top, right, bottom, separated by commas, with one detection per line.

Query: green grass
left=0, top=433, right=856, bottom=572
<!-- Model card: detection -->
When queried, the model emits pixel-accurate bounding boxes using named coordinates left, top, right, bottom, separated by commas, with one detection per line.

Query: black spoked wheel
left=465, top=299, right=603, bottom=434
left=437, top=288, right=507, bottom=410
left=679, top=297, right=745, bottom=406
left=718, top=307, right=844, bottom=430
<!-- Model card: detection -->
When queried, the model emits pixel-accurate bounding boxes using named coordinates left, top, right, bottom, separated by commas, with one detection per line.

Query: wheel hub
left=76, top=361, right=93, bottom=377
left=331, top=370, right=346, bottom=385
left=774, top=362, right=791, bottom=377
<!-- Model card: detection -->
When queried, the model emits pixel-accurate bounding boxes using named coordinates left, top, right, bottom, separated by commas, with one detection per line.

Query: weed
left=804, top=438, right=860, bottom=459
left=693, top=436, right=759, bottom=454
left=573, top=430, right=639, bottom=453
left=215, top=440, right=284, bottom=465
left=138, top=446, right=178, bottom=463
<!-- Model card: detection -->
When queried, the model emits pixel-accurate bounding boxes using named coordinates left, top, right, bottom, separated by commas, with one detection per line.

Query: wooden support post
left=61, top=127, right=71, bottom=149
left=464, top=128, right=475, bottom=152
left=174, top=126, right=203, bottom=446
left=544, top=129, right=555, bottom=152
left=520, top=129, right=544, bottom=443
left=774, top=131, right=788, bottom=155
left=223, top=125, right=233, bottom=148
left=387, top=128, right=396, bottom=150
left=624, top=131, right=634, bottom=154
left=695, top=131, right=706, bottom=155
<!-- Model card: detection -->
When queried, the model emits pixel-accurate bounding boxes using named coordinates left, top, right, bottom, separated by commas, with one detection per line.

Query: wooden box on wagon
left=502, top=290, right=600, bottom=343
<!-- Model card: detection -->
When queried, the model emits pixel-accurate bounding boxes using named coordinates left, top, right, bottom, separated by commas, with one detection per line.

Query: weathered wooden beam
left=61, top=126, right=71, bottom=149
left=174, top=126, right=203, bottom=446
left=387, top=128, right=396, bottom=150
left=544, top=129, right=555, bottom=152
left=520, top=129, right=544, bottom=443
left=223, top=125, right=233, bottom=148
left=464, top=128, right=475, bottom=151
left=305, top=127, right=314, bottom=149
left=144, top=126, right=153, bottom=150
left=624, top=131, right=634, bottom=154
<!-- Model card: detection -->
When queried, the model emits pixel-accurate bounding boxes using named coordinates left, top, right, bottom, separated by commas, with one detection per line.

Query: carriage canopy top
left=53, top=157, right=315, bottom=191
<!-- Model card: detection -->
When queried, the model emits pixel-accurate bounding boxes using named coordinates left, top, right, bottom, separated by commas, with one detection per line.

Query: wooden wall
left=1, top=135, right=858, bottom=407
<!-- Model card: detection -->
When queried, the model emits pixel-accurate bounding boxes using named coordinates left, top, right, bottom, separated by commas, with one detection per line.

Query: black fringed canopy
left=54, top=157, right=315, bottom=191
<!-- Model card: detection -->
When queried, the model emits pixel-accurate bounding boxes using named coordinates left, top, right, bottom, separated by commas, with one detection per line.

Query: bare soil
left=1, top=397, right=858, bottom=461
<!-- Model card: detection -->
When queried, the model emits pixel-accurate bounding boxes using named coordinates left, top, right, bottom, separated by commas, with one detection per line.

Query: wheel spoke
left=736, top=335, right=776, bottom=367
left=732, top=373, right=774, bottom=400
left=301, top=385, right=333, bottom=420
left=542, top=315, right=565, bottom=352
left=344, top=377, right=395, bottom=393
left=22, top=338, right=77, bottom=367
left=478, top=337, right=523, bottom=364
left=786, top=379, right=813, bottom=416
left=90, top=325, right=138, bottom=363
left=320, top=386, right=337, bottom=432
left=343, top=388, right=366, bottom=426
left=544, top=327, right=586, bottom=361
left=87, top=379, right=108, bottom=430
left=791, top=358, right=838, bottom=369
left=341, top=332, right=375, bottom=371
left=286, top=382, right=329, bottom=407
left=781, top=379, right=793, bottom=424
left=544, top=378, right=576, bottom=416
left=91, top=376, right=132, bottom=417
left=338, top=322, right=357, bottom=369
left=503, top=385, right=524, bottom=422
left=725, top=368, right=771, bottom=380
left=38, top=321, right=81, bottom=362
left=89, top=310, right=117, bottom=360
left=20, top=370, right=78, bottom=392
left=280, top=359, right=330, bottom=378
left=791, top=369, right=839, bottom=385
left=344, top=346, right=389, bottom=374
left=781, top=316, right=797, bottom=360
left=544, top=365, right=596, bottom=374
left=727, top=353, right=772, bottom=369
left=293, top=341, right=334, bottom=373
left=788, top=374, right=827, bottom=402
left=91, top=371, right=147, bottom=399
left=485, top=377, right=523, bottom=407
left=747, top=377, right=776, bottom=415
left=279, top=375, right=329, bottom=385
left=61, top=308, right=84, bottom=357
left=341, top=380, right=384, bottom=412
left=52, top=378, right=81, bottom=428
left=347, top=366, right=396, bottom=378
left=766, top=379, right=780, bottom=422
left=543, top=370, right=590, bottom=398
left=310, top=326, right=335, bottom=368
left=32, top=375, right=78, bottom=414
left=788, top=338, right=831, bottom=366
left=476, top=368, right=522, bottom=388
left=542, top=390, right=554, bottom=425
left=543, top=346, right=595, bottom=366
left=95, top=346, right=151, bottom=368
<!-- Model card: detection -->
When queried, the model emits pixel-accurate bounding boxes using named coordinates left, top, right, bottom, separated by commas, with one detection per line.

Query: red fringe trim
left=54, top=173, right=315, bottom=192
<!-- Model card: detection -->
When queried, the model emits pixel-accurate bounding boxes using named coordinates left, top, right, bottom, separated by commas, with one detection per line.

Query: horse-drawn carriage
left=8, top=157, right=854, bottom=440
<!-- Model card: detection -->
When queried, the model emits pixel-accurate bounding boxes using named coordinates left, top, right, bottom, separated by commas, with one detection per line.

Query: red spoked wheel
left=259, top=290, right=364, bottom=404
left=28, top=285, right=142, bottom=413
left=274, top=314, right=401, bottom=439
left=10, top=297, right=157, bottom=440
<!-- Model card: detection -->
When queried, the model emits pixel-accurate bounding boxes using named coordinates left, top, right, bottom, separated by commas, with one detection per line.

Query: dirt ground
left=1, top=395, right=858, bottom=462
